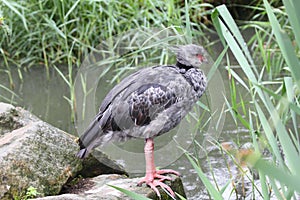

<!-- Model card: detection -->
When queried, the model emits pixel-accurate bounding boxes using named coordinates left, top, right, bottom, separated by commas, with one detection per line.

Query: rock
left=0, top=102, right=182, bottom=199
left=78, top=150, right=128, bottom=178
left=0, top=102, right=39, bottom=135
left=33, top=174, right=186, bottom=200
left=0, top=103, right=82, bottom=199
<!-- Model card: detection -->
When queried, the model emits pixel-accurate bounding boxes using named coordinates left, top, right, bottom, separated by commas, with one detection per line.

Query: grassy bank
left=0, top=0, right=213, bottom=71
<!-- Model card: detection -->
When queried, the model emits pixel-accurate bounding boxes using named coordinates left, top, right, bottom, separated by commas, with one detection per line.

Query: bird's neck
left=176, top=61, right=193, bottom=71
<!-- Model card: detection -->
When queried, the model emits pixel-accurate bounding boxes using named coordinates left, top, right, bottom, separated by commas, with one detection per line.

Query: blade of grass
left=215, top=5, right=257, bottom=75
left=223, top=94, right=237, bottom=125
left=266, top=105, right=300, bottom=176
left=0, top=84, right=21, bottom=99
left=257, top=83, right=300, bottom=116
left=207, top=46, right=227, bottom=82
left=249, top=110, right=270, bottom=200
left=43, top=17, right=66, bottom=39
left=2, top=0, right=28, bottom=31
left=263, top=0, right=300, bottom=87
left=54, top=65, right=71, bottom=87
left=247, top=153, right=300, bottom=193
left=185, top=153, right=223, bottom=200
left=215, top=4, right=300, bottom=176
left=215, top=15, right=258, bottom=85
left=225, top=66, right=249, bottom=91
left=268, top=178, right=286, bottom=200
left=211, top=9, right=226, bottom=46
left=283, top=0, right=300, bottom=48
left=254, top=101, right=284, bottom=167
left=107, top=184, right=151, bottom=200
left=284, top=77, right=299, bottom=141
left=175, top=192, right=186, bottom=200
left=64, top=0, right=80, bottom=20
left=184, top=0, right=192, bottom=43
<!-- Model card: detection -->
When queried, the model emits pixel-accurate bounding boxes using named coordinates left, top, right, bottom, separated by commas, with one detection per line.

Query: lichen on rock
left=0, top=102, right=82, bottom=199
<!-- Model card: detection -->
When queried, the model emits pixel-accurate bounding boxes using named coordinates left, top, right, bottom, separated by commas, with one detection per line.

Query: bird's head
left=171, top=44, right=208, bottom=68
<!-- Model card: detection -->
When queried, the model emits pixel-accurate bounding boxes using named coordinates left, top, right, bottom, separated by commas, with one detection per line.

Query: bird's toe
left=156, top=169, right=181, bottom=176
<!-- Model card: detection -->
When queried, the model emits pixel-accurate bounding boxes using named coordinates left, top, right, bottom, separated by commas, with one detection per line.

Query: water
left=0, top=67, right=76, bottom=134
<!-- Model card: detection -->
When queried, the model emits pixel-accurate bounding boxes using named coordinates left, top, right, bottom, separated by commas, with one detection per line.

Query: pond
left=0, top=57, right=259, bottom=200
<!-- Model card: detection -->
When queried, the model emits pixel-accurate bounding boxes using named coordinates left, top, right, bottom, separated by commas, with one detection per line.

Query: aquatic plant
left=206, top=1, right=300, bottom=199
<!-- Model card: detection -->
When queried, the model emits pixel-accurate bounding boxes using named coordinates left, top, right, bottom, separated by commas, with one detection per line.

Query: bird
left=76, top=44, right=208, bottom=198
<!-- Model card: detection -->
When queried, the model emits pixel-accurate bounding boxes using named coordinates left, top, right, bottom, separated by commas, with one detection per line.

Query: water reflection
left=0, top=66, right=76, bottom=133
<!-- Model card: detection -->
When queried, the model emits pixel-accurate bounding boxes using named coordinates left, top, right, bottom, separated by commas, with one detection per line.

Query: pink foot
left=140, top=138, right=181, bottom=198
left=137, top=169, right=180, bottom=198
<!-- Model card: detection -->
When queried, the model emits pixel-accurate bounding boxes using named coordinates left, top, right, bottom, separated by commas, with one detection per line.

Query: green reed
left=210, top=2, right=300, bottom=199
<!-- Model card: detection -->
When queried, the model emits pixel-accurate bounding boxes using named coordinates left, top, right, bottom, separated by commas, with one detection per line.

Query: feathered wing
left=77, top=65, right=203, bottom=158
left=76, top=70, right=140, bottom=158
left=76, top=113, right=102, bottom=158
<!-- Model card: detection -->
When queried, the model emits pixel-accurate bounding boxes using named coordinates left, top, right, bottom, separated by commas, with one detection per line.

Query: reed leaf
left=263, top=0, right=300, bottom=87
left=185, top=153, right=223, bottom=200
left=282, top=0, right=300, bottom=49
left=107, top=184, right=151, bottom=200
left=247, top=153, right=300, bottom=193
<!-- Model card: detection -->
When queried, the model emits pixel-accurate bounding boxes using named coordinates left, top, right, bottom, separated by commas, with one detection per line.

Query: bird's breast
left=182, top=68, right=207, bottom=98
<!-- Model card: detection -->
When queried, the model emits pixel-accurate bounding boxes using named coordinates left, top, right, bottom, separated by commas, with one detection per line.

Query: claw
left=149, top=180, right=174, bottom=198
left=137, top=169, right=180, bottom=198
left=148, top=181, right=162, bottom=198
left=156, top=169, right=180, bottom=176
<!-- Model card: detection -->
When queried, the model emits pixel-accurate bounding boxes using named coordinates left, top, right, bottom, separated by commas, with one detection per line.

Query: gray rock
left=34, top=174, right=186, bottom=200
left=78, top=150, right=128, bottom=178
left=0, top=103, right=82, bottom=199
left=0, top=102, right=182, bottom=199
left=0, top=102, right=39, bottom=136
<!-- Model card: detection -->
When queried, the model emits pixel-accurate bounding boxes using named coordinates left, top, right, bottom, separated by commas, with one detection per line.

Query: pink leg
left=137, top=138, right=180, bottom=198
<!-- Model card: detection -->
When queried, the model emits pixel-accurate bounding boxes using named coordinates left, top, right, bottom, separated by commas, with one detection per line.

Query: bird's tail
left=76, top=117, right=103, bottom=159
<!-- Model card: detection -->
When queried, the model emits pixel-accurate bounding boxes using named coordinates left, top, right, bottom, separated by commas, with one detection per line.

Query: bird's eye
left=196, top=54, right=205, bottom=62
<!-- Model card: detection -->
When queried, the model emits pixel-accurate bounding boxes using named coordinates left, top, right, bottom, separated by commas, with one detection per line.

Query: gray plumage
left=77, top=44, right=208, bottom=158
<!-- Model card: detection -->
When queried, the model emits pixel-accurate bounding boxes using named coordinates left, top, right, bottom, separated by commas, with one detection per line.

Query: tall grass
left=121, top=2, right=300, bottom=199
left=199, top=2, right=300, bottom=199
left=0, top=0, right=212, bottom=70
left=0, top=0, right=214, bottom=119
